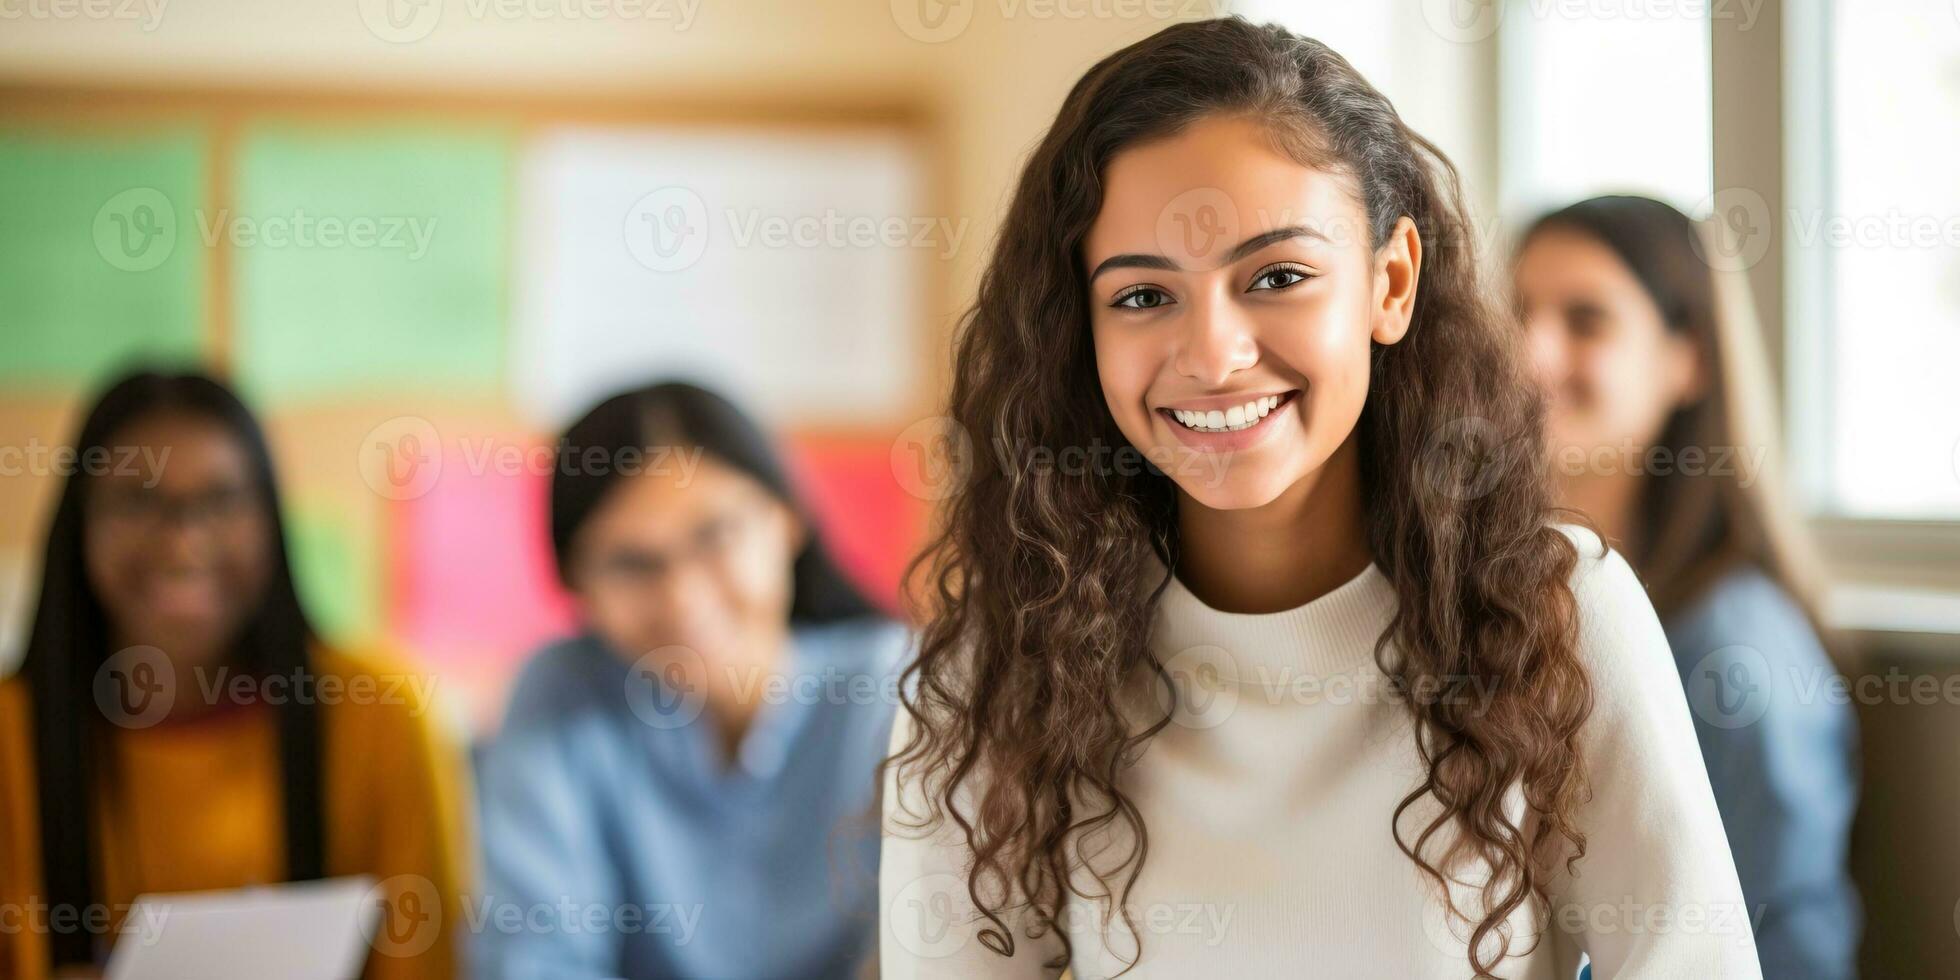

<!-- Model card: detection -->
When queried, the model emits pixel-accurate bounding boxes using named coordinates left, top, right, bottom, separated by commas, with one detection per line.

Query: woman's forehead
left=1086, top=117, right=1367, bottom=269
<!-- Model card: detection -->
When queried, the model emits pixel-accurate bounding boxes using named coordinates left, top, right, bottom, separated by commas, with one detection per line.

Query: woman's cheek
left=218, top=513, right=274, bottom=617
left=587, top=592, right=655, bottom=657
left=1267, top=299, right=1374, bottom=451
left=1092, top=323, right=1162, bottom=447
left=1579, top=337, right=1668, bottom=446
left=729, top=542, right=788, bottom=612
left=1262, top=301, right=1356, bottom=394
left=726, top=517, right=801, bottom=625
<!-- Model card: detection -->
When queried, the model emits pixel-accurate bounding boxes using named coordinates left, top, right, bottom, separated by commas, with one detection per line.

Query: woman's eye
left=1112, top=287, right=1172, bottom=310
left=1567, top=306, right=1607, bottom=339
left=1249, top=266, right=1309, bottom=291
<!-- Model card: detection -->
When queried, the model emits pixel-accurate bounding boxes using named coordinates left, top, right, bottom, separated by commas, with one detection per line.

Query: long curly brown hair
left=887, top=18, right=1593, bottom=978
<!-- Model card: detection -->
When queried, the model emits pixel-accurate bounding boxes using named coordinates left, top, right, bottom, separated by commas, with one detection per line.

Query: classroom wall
left=0, top=0, right=1501, bottom=312
left=0, top=1, right=1223, bottom=713
left=0, top=2, right=1501, bottom=715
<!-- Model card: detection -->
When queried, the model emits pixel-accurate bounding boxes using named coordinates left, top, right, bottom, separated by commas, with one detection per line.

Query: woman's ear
left=775, top=500, right=810, bottom=556
left=1371, top=215, right=1421, bottom=346
left=789, top=509, right=809, bottom=554
left=1667, top=331, right=1711, bottom=406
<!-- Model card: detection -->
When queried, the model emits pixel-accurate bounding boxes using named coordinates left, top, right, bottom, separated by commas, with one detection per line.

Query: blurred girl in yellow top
left=0, top=370, right=471, bottom=979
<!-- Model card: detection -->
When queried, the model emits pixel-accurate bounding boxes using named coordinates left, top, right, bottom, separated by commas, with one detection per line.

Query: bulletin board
left=0, top=85, right=945, bottom=727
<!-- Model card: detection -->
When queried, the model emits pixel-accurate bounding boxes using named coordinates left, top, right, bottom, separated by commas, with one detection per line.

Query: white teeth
left=1170, top=394, right=1286, bottom=432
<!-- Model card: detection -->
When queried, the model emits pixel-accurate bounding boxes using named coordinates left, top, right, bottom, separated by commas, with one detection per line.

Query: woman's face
left=1514, top=227, right=1702, bottom=465
left=1085, top=114, right=1419, bottom=511
left=84, top=411, right=272, bottom=670
left=569, top=455, right=804, bottom=674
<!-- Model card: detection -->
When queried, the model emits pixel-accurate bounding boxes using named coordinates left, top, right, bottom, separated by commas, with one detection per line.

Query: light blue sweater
left=474, top=618, right=910, bottom=979
left=1663, top=566, right=1861, bottom=980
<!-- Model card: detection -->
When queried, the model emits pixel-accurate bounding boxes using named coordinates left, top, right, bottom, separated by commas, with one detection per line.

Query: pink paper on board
left=391, top=439, right=578, bottom=726
left=784, top=435, right=925, bottom=615
left=389, top=433, right=921, bottom=730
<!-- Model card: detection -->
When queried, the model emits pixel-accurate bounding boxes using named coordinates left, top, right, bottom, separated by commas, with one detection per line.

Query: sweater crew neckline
left=1149, top=555, right=1399, bottom=682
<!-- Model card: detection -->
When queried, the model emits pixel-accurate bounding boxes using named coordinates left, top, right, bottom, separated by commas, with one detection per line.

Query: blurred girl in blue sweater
left=1516, top=196, right=1861, bottom=979
left=475, top=381, right=907, bottom=979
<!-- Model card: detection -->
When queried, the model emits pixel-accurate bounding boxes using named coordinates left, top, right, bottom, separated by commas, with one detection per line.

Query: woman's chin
left=1172, top=469, right=1298, bottom=513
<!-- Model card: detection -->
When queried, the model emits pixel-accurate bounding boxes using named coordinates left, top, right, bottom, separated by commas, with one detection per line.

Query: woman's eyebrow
left=1087, top=252, right=1179, bottom=281
left=1088, top=225, right=1330, bottom=282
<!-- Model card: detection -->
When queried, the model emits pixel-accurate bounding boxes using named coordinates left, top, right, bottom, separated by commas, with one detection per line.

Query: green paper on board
left=286, top=503, right=378, bottom=649
left=0, top=129, right=209, bottom=384
left=232, top=124, right=512, bottom=403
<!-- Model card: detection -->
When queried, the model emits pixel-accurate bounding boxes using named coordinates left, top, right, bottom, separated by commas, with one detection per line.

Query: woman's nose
left=1173, top=290, right=1259, bottom=386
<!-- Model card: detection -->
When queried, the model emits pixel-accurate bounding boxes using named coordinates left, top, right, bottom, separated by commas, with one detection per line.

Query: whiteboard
left=510, top=125, right=928, bottom=428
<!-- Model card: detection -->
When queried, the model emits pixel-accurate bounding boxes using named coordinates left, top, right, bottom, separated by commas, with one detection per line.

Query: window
left=1497, top=0, right=1713, bottom=221
left=1787, top=0, right=1960, bottom=520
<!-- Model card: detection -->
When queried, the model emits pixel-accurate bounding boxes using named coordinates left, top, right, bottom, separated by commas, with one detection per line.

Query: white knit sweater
left=879, top=526, right=1762, bottom=979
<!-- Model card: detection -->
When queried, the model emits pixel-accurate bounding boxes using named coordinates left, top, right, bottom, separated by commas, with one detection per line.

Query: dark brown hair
left=23, top=369, right=323, bottom=969
left=1521, top=195, right=1826, bottom=628
left=548, top=379, right=876, bottom=623
left=888, top=17, right=1592, bottom=978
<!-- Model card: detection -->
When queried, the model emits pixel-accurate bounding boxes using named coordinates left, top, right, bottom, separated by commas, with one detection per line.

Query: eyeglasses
left=576, top=508, right=763, bottom=593
left=88, top=483, right=259, bottom=535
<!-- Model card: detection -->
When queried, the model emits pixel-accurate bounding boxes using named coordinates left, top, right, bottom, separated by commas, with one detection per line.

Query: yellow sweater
left=0, top=648, right=473, bottom=979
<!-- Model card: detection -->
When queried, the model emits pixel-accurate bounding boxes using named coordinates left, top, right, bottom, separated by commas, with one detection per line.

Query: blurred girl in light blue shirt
left=475, top=381, right=908, bottom=979
left=1516, top=196, right=1860, bottom=979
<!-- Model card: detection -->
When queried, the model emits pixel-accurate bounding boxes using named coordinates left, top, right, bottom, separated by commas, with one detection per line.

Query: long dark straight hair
left=549, top=379, right=880, bottom=624
left=21, top=369, right=324, bottom=968
left=1520, top=195, right=1827, bottom=630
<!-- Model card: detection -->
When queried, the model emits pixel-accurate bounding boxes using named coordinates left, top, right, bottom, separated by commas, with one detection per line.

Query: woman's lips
left=141, top=575, right=227, bottom=620
left=1156, top=390, right=1300, bottom=453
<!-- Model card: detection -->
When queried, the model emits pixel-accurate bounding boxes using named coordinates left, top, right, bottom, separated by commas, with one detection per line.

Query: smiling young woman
left=0, top=371, right=469, bottom=980
left=878, top=18, right=1762, bottom=979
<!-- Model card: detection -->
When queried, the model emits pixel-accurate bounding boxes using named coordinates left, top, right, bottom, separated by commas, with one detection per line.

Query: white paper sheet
left=511, top=125, right=927, bottom=429
left=105, top=876, right=379, bottom=980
